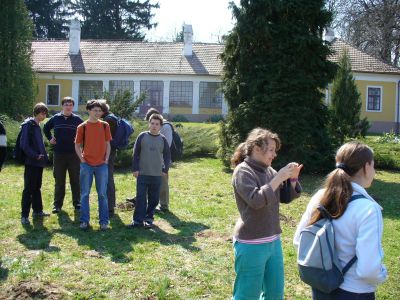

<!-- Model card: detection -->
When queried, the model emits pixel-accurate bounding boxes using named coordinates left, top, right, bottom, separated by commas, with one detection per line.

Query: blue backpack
left=106, top=114, right=134, bottom=150
left=297, top=195, right=365, bottom=293
left=13, top=120, right=35, bottom=164
left=164, top=122, right=183, bottom=162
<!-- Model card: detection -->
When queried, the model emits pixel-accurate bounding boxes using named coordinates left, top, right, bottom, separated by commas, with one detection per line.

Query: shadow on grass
left=369, top=177, right=400, bottom=220
left=17, top=217, right=60, bottom=252
left=48, top=209, right=208, bottom=264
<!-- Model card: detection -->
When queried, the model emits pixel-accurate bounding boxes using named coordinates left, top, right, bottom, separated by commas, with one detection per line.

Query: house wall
left=354, top=73, right=400, bottom=133
left=36, top=73, right=227, bottom=120
left=36, top=78, right=72, bottom=111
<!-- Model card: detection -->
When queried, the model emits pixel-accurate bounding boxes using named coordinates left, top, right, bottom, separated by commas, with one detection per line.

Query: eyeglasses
left=91, top=109, right=103, bottom=113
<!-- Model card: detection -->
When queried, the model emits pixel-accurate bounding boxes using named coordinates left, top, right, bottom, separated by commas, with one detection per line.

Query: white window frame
left=366, top=86, right=383, bottom=112
left=46, top=84, right=60, bottom=106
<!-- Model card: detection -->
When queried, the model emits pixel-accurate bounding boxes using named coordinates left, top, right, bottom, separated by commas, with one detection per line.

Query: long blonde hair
left=309, top=142, right=374, bottom=224
left=231, top=128, right=281, bottom=167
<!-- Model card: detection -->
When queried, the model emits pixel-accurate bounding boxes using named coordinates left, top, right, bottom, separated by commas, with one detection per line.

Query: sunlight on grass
left=0, top=158, right=399, bottom=299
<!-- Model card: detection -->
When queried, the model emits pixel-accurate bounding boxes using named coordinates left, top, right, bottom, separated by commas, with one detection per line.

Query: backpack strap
left=341, top=194, right=364, bottom=274
left=348, top=194, right=366, bottom=202
left=163, top=121, right=175, bottom=133
left=317, top=205, right=332, bottom=220
left=342, top=255, right=357, bottom=275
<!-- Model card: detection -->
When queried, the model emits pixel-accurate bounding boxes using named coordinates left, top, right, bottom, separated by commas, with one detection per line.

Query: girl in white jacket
left=293, top=142, right=387, bottom=300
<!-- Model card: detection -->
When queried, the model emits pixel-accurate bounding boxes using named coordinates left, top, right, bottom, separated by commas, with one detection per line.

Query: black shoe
left=33, top=211, right=50, bottom=217
left=21, top=217, right=30, bottom=225
left=144, top=221, right=153, bottom=229
left=127, top=222, right=143, bottom=229
left=52, top=207, right=61, bottom=214
left=126, top=197, right=136, bottom=204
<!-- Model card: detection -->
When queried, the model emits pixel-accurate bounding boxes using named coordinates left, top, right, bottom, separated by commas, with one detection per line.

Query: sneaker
left=21, top=217, right=30, bottom=225
left=52, top=207, right=60, bottom=214
left=33, top=211, right=50, bottom=217
left=100, top=223, right=108, bottom=231
left=80, top=222, right=89, bottom=230
left=127, top=222, right=143, bottom=229
left=126, top=197, right=136, bottom=204
left=144, top=221, right=153, bottom=229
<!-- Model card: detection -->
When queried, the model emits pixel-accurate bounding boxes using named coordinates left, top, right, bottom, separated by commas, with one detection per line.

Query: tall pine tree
left=0, top=0, right=36, bottom=118
left=25, top=0, right=71, bottom=38
left=74, top=0, right=159, bottom=40
left=220, top=0, right=337, bottom=172
left=329, top=49, right=369, bottom=144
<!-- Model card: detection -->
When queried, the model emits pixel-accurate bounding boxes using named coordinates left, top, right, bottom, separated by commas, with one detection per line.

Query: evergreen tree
left=220, top=0, right=337, bottom=172
left=0, top=0, right=36, bottom=118
left=104, top=90, right=145, bottom=119
left=74, top=0, right=159, bottom=40
left=25, top=0, right=71, bottom=38
left=329, top=49, right=369, bottom=144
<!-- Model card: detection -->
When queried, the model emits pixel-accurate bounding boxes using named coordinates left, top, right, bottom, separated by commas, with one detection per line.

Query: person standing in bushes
left=0, top=120, right=6, bottom=171
left=128, top=113, right=170, bottom=229
left=99, top=100, right=118, bottom=217
left=74, top=100, right=112, bottom=230
left=20, top=103, right=50, bottom=225
left=293, top=142, right=387, bottom=300
left=43, top=97, right=83, bottom=213
left=231, top=128, right=302, bottom=300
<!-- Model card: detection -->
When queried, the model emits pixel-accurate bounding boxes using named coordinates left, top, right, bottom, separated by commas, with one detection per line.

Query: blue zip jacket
left=43, top=113, right=83, bottom=153
left=20, top=118, right=48, bottom=167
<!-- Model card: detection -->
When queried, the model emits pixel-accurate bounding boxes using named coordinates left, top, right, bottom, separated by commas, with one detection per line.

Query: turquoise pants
left=233, top=239, right=284, bottom=300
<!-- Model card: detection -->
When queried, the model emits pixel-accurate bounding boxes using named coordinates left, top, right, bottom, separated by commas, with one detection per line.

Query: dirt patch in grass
left=196, top=229, right=231, bottom=242
left=1, top=280, right=66, bottom=299
left=279, top=213, right=297, bottom=227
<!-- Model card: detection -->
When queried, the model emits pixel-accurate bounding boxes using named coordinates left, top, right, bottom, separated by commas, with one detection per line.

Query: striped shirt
left=234, top=234, right=280, bottom=245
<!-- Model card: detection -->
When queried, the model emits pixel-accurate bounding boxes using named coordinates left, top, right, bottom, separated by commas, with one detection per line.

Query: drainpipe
left=397, top=80, right=400, bottom=134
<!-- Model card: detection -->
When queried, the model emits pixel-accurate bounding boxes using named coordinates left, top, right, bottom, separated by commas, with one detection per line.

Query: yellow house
left=329, top=40, right=400, bottom=133
left=31, top=21, right=400, bottom=132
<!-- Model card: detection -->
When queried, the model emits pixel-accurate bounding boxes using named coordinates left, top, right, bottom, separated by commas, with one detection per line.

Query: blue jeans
left=133, top=175, right=162, bottom=224
left=80, top=163, right=109, bottom=225
left=312, top=288, right=375, bottom=300
left=233, top=239, right=284, bottom=300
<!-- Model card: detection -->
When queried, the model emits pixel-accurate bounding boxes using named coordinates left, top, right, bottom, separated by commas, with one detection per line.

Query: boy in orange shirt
left=75, top=100, right=112, bottom=230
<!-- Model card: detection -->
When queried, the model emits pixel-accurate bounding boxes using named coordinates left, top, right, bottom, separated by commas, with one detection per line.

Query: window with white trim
left=46, top=84, right=60, bottom=106
left=110, top=80, right=135, bottom=100
left=367, top=87, right=382, bottom=111
left=199, top=82, right=222, bottom=108
left=169, top=81, right=193, bottom=107
left=79, top=80, right=103, bottom=104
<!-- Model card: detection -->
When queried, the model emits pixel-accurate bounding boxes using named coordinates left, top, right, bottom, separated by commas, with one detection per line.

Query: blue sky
left=145, top=0, right=240, bottom=43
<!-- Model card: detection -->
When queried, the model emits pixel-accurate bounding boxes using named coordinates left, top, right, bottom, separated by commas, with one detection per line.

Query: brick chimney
left=69, top=18, right=81, bottom=55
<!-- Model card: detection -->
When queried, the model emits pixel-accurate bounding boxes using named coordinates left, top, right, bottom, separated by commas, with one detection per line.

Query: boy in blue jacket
left=20, top=103, right=50, bottom=225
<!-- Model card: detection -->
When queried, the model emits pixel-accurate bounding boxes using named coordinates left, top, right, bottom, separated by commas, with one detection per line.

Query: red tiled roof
left=31, top=39, right=400, bottom=76
left=330, top=39, right=400, bottom=74
left=31, top=40, right=224, bottom=75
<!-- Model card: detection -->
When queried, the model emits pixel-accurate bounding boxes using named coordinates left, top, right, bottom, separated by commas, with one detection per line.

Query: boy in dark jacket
left=44, top=97, right=83, bottom=213
left=20, top=103, right=50, bottom=225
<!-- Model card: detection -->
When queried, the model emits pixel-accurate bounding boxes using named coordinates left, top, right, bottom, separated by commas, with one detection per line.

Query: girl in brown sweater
left=231, top=128, right=302, bottom=300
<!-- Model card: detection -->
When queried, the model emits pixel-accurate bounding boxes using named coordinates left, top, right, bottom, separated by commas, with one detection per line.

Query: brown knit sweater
left=232, top=157, right=301, bottom=240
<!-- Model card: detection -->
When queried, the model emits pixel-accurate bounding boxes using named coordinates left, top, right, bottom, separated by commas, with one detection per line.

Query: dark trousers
left=312, top=288, right=375, bottom=300
left=53, top=152, right=80, bottom=209
left=133, top=175, right=162, bottom=224
left=21, top=165, right=44, bottom=218
left=107, top=148, right=116, bottom=213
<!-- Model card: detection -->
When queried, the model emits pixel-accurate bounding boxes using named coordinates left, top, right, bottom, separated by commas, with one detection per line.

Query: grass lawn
left=0, top=158, right=399, bottom=299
